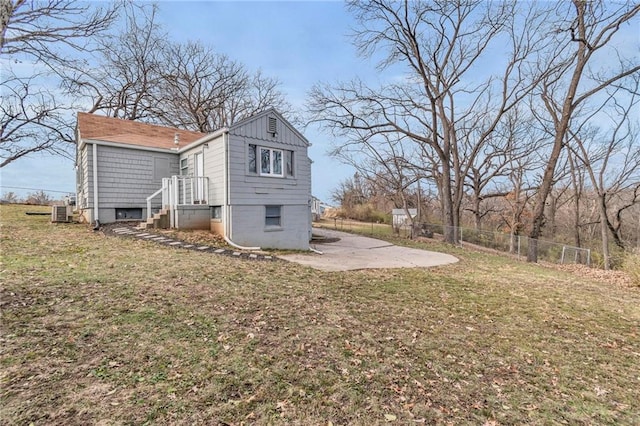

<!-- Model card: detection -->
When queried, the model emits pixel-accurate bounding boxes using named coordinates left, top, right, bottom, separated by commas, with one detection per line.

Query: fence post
left=517, top=235, right=521, bottom=259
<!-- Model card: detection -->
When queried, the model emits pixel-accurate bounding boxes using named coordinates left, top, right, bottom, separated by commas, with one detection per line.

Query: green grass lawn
left=1, top=204, right=639, bottom=425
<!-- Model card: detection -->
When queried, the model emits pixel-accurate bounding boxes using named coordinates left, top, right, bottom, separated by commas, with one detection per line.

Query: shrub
left=622, top=251, right=640, bottom=287
left=336, top=203, right=390, bottom=224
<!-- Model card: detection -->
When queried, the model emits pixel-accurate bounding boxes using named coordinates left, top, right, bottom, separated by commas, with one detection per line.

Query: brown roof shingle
left=77, top=112, right=206, bottom=150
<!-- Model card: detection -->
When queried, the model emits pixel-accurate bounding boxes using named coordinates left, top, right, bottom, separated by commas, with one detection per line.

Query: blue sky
left=1, top=1, right=370, bottom=203
left=2, top=1, right=637, bottom=203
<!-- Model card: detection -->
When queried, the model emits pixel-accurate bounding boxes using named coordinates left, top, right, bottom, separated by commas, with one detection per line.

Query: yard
left=1, top=204, right=639, bottom=425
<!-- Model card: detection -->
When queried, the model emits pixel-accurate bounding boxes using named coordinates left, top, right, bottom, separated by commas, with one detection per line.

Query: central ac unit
left=51, top=205, right=72, bottom=223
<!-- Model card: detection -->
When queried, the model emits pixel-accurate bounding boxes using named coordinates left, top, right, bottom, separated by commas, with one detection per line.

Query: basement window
left=265, top=205, right=282, bottom=227
left=116, top=208, right=142, bottom=220
left=211, top=205, right=222, bottom=220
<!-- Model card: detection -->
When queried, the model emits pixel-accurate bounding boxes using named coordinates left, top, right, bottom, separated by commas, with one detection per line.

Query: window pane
left=273, top=150, right=282, bottom=175
left=286, top=151, right=293, bottom=176
left=265, top=205, right=281, bottom=226
left=211, top=206, right=222, bottom=219
left=248, top=145, right=256, bottom=173
left=265, top=217, right=280, bottom=226
left=261, top=148, right=270, bottom=174
left=180, top=158, right=188, bottom=176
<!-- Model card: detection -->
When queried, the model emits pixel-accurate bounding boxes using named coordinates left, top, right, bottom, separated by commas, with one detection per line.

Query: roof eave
left=81, top=138, right=180, bottom=154
left=177, top=127, right=228, bottom=152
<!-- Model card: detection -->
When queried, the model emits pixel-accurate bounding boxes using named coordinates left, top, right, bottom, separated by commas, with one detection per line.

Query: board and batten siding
left=230, top=111, right=305, bottom=148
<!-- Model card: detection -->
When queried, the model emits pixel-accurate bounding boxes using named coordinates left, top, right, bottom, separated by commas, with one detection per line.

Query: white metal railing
left=146, top=176, right=209, bottom=225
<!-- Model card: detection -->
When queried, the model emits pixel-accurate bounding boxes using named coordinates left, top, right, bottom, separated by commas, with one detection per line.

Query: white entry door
left=194, top=152, right=205, bottom=203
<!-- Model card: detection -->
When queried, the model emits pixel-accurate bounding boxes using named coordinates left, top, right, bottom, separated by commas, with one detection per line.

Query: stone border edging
left=107, top=226, right=277, bottom=262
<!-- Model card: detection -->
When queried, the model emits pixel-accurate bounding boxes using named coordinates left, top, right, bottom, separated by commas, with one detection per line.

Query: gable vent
left=268, top=117, right=277, bottom=136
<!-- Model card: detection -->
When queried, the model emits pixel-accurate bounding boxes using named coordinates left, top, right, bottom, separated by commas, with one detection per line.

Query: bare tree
left=68, top=3, right=292, bottom=131
left=331, top=173, right=370, bottom=208
left=526, top=0, right=640, bottom=262
left=566, top=145, right=587, bottom=251
left=568, top=79, right=640, bottom=269
left=2, top=191, right=19, bottom=203
left=308, top=0, right=550, bottom=244
left=156, top=42, right=292, bottom=131
left=463, top=108, right=542, bottom=231
left=24, top=190, right=52, bottom=205
left=1, top=0, right=116, bottom=66
left=1, top=72, right=75, bottom=166
left=1, top=0, right=117, bottom=168
left=65, top=2, right=165, bottom=121
left=155, top=42, right=249, bottom=131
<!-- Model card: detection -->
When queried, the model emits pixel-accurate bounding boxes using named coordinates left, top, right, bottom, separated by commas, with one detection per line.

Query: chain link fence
left=324, top=218, right=591, bottom=266
left=411, top=223, right=591, bottom=266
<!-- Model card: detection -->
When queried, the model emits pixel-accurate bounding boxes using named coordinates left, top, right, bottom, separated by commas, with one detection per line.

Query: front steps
left=139, top=209, right=170, bottom=229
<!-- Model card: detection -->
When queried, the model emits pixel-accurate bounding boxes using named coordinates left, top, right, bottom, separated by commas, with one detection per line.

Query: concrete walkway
left=279, top=228, right=458, bottom=272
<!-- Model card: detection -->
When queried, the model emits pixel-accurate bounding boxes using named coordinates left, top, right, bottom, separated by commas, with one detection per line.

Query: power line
left=0, top=186, right=73, bottom=194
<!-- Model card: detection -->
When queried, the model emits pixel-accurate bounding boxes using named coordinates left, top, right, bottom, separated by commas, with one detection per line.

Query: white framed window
left=260, top=147, right=283, bottom=177
left=265, top=205, right=282, bottom=227
left=180, top=157, right=189, bottom=176
left=248, top=144, right=293, bottom=178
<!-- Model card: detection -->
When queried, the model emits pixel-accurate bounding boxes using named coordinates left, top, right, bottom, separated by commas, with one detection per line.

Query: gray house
left=76, top=109, right=313, bottom=250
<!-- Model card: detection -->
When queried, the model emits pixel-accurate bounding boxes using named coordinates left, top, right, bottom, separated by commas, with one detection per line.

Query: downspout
left=92, top=143, right=100, bottom=230
left=309, top=246, right=323, bottom=255
left=222, top=131, right=260, bottom=250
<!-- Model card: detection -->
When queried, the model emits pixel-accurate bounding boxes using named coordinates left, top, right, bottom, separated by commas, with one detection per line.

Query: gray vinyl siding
left=229, top=130, right=311, bottom=205
left=227, top=137, right=311, bottom=206
left=179, top=135, right=225, bottom=205
left=93, top=144, right=178, bottom=208
left=229, top=204, right=311, bottom=250
left=226, top=110, right=312, bottom=250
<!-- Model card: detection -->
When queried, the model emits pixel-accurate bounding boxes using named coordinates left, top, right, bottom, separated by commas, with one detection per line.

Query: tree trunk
left=441, top=160, right=457, bottom=244
left=474, top=192, right=482, bottom=231
left=598, top=193, right=611, bottom=270
left=528, top=0, right=593, bottom=262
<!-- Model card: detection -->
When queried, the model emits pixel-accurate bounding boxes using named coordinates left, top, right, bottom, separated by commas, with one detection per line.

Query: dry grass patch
left=1, top=205, right=639, bottom=425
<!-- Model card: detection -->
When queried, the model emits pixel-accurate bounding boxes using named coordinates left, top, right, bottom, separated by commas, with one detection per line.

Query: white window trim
left=180, top=157, right=189, bottom=176
left=260, top=147, right=284, bottom=177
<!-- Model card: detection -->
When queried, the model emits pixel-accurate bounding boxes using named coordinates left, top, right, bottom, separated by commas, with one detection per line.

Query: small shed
left=392, top=208, right=417, bottom=228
